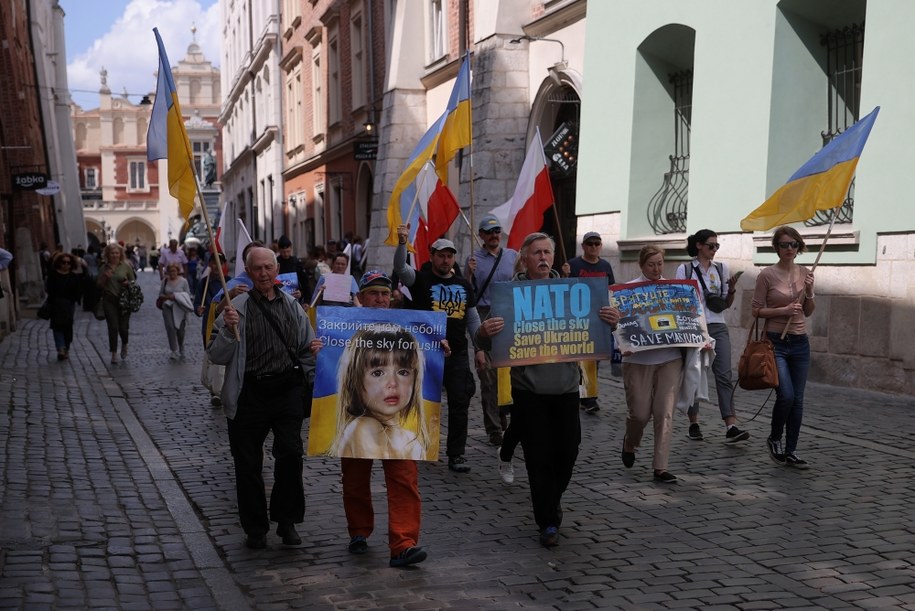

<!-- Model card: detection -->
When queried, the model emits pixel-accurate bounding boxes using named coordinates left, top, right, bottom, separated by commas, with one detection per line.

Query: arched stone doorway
left=116, top=218, right=156, bottom=249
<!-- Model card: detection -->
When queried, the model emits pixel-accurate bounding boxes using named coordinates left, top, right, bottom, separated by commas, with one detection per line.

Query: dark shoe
left=785, top=452, right=810, bottom=470
left=276, top=522, right=302, bottom=546
left=488, top=431, right=503, bottom=447
left=539, top=526, right=559, bottom=547
left=210, top=395, right=222, bottom=407
left=245, top=533, right=267, bottom=549
left=621, top=436, right=635, bottom=468
left=688, top=423, right=703, bottom=441
left=389, top=546, right=427, bottom=567
left=653, top=471, right=678, bottom=484
left=766, top=437, right=786, bottom=466
left=348, top=535, right=368, bottom=554
left=57, top=351, right=66, bottom=361
left=583, top=402, right=600, bottom=414
left=448, top=456, right=471, bottom=473
left=725, top=426, right=750, bottom=443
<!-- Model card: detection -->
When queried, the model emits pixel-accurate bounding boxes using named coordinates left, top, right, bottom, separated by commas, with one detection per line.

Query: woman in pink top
left=751, top=226, right=816, bottom=469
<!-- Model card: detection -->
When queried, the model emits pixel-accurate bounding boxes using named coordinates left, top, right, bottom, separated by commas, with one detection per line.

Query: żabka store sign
left=13, top=173, right=48, bottom=191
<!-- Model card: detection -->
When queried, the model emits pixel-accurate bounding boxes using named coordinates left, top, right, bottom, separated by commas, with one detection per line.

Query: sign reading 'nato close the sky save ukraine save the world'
left=488, top=277, right=613, bottom=368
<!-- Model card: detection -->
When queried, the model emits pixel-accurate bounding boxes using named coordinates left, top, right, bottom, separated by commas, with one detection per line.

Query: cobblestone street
left=1, top=270, right=914, bottom=609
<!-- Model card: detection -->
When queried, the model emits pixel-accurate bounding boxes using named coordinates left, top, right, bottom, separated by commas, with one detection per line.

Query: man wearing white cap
left=465, top=213, right=518, bottom=447
left=394, top=225, right=481, bottom=473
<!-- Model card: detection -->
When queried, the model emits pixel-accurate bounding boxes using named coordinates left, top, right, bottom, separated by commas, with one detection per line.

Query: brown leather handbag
left=738, top=318, right=779, bottom=390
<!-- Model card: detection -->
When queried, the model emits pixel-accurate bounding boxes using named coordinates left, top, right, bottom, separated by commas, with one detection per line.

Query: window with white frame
left=286, top=67, right=305, bottom=149
left=328, top=25, right=341, bottom=125
left=429, top=0, right=446, bottom=62
left=85, top=167, right=98, bottom=190
left=129, top=160, right=147, bottom=191
left=283, top=0, right=300, bottom=31
left=312, top=47, right=325, bottom=140
left=350, top=3, right=366, bottom=109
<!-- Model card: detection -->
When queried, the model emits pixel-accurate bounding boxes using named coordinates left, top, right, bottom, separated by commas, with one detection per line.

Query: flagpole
left=550, top=203, right=568, bottom=263
left=780, top=205, right=839, bottom=339
left=465, top=50, right=476, bottom=252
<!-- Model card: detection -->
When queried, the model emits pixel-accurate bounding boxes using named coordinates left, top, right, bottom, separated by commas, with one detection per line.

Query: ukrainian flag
left=741, top=106, right=879, bottom=231
left=385, top=56, right=472, bottom=247
left=147, top=28, right=197, bottom=221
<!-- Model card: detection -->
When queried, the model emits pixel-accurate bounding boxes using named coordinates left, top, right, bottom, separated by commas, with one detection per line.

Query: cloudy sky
left=63, top=0, right=220, bottom=110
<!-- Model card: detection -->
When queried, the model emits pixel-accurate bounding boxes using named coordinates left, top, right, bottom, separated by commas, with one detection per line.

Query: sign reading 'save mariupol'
left=488, top=277, right=612, bottom=368
left=610, top=279, right=710, bottom=353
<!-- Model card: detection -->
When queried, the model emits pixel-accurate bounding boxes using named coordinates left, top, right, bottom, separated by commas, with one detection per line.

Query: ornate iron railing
left=648, top=70, right=692, bottom=235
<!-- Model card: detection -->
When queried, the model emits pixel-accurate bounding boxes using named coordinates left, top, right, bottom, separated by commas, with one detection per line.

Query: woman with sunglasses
left=46, top=252, right=84, bottom=360
left=675, top=229, right=748, bottom=443
left=751, top=226, right=816, bottom=469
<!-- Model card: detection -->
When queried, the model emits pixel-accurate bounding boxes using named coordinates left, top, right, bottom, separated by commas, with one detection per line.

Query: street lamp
left=509, top=35, right=568, bottom=86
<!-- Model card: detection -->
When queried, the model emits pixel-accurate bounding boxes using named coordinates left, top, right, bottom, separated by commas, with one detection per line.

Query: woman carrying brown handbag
left=751, top=226, right=816, bottom=469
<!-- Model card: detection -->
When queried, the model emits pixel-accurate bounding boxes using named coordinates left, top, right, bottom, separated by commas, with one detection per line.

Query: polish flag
left=234, top=219, right=252, bottom=278
left=213, top=204, right=227, bottom=253
left=490, top=127, right=554, bottom=251
left=412, top=161, right=460, bottom=267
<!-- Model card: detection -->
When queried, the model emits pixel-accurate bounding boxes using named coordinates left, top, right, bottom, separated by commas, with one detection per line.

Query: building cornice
left=524, top=0, right=587, bottom=37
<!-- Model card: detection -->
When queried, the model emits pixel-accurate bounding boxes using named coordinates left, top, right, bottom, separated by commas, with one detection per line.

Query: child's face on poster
left=362, top=362, right=415, bottom=423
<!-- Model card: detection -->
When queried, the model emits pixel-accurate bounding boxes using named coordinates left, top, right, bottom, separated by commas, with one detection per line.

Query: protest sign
left=610, top=279, right=710, bottom=353
left=307, top=307, right=446, bottom=461
left=276, top=272, right=299, bottom=295
left=488, top=276, right=612, bottom=368
left=322, top=273, right=353, bottom=302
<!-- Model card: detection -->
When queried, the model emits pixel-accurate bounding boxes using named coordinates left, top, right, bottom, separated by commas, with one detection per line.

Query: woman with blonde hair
left=97, top=243, right=136, bottom=364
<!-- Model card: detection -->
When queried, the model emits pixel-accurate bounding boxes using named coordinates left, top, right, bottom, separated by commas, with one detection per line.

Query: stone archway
left=115, top=217, right=156, bottom=248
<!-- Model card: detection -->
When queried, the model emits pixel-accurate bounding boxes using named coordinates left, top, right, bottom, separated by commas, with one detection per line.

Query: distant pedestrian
left=675, top=229, right=749, bottom=444
left=476, top=232, right=619, bottom=547
left=752, top=226, right=815, bottom=469
left=158, top=239, right=187, bottom=279
left=208, top=247, right=316, bottom=550
left=158, top=263, right=192, bottom=360
left=562, top=231, right=616, bottom=414
left=46, top=252, right=83, bottom=360
left=620, top=245, right=682, bottom=484
left=97, top=243, right=136, bottom=365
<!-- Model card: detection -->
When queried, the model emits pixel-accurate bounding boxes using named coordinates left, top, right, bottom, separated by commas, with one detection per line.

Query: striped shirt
left=244, top=289, right=299, bottom=376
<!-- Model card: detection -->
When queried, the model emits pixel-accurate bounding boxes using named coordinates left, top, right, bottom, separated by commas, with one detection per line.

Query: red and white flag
left=234, top=219, right=252, bottom=278
left=490, top=127, right=554, bottom=251
left=214, top=204, right=227, bottom=254
left=411, top=161, right=460, bottom=267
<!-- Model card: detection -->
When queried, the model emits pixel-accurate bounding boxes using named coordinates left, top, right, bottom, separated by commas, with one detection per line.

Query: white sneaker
left=497, top=447, right=514, bottom=485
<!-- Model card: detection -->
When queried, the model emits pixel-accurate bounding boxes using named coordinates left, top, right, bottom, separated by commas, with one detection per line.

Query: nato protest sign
left=488, top=277, right=613, bottom=368
left=610, top=280, right=710, bottom=353
left=307, top=306, right=446, bottom=462
left=276, top=272, right=299, bottom=295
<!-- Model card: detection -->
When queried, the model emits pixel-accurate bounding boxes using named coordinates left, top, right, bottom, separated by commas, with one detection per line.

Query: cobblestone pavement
left=2, top=270, right=914, bottom=610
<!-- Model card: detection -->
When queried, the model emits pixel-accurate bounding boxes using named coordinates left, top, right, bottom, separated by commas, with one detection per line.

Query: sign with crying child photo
left=307, top=307, right=447, bottom=462
left=488, top=277, right=614, bottom=368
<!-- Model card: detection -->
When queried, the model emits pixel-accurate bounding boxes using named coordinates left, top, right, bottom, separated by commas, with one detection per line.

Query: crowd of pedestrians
left=30, top=221, right=815, bottom=563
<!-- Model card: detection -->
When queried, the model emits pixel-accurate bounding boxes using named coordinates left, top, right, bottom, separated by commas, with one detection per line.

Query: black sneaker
left=448, top=456, right=471, bottom=473
left=276, top=522, right=302, bottom=546
left=688, top=423, right=703, bottom=441
left=348, top=535, right=368, bottom=554
left=488, top=431, right=503, bottom=447
left=725, top=426, right=750, bottom=443
left=785, top=452, right=810, bottom=469
left=389, top=546, right=427, bottom=567
left=653, top=471, right=678, bottom=484
left=582, top=401, right=600, bottom=414
left=766, top=437, right=786, bottom=465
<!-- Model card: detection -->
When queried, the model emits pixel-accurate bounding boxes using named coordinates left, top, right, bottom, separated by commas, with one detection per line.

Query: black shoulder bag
left=249, top=295, right=313, bottom=418
left=690, top=263, right=729, bottom=313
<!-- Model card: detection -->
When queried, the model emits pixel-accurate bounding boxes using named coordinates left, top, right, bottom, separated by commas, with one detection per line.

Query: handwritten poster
left=610, top=280, right=710, bottom=353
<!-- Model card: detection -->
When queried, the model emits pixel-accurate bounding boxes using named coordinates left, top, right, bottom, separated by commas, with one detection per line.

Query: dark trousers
left=513, top=389, right=580, bottom=530
left=227, top=375, right=305, bottom=536
left=443, top=352, right=475, bottom=458
left=102, top=295, right=130, bottom=352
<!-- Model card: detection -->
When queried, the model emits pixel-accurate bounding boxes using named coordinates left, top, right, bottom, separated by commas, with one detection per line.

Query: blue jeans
left=768, top=333, right=810, bottom=454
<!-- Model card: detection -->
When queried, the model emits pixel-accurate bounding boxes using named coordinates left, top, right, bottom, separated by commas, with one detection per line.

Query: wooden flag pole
left=550, top=203, right=568, bottom=264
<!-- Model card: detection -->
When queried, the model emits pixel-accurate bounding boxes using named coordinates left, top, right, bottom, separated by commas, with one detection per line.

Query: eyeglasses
left=59, top=261, right=72, bottom=266
left=584, top=241, right=601, bottom=247
left=482, top=228, right=502, bottom=235
left=703, top=243, right=721, bottom=251
left=778, top=241, right=800, bottom=249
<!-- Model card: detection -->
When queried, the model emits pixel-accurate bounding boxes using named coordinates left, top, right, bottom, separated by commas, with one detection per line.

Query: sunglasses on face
left=482, top=228, right=502, bottom=235
left=778, top=241, right=800, bottom=249
left=703, top=243, right=721, bottom=251
left=584, top=241, right=601, bottom=247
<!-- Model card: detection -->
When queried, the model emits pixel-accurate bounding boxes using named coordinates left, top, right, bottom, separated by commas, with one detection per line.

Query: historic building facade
left=72, top=34, right=221, bottom=253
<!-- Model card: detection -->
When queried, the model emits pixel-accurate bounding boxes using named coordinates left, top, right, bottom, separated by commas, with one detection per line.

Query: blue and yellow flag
left=741, top=106, right=879, bottom=231
left=435, top=55, right=472, bottom=183
left=147, top=28, right=197, bottom=221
